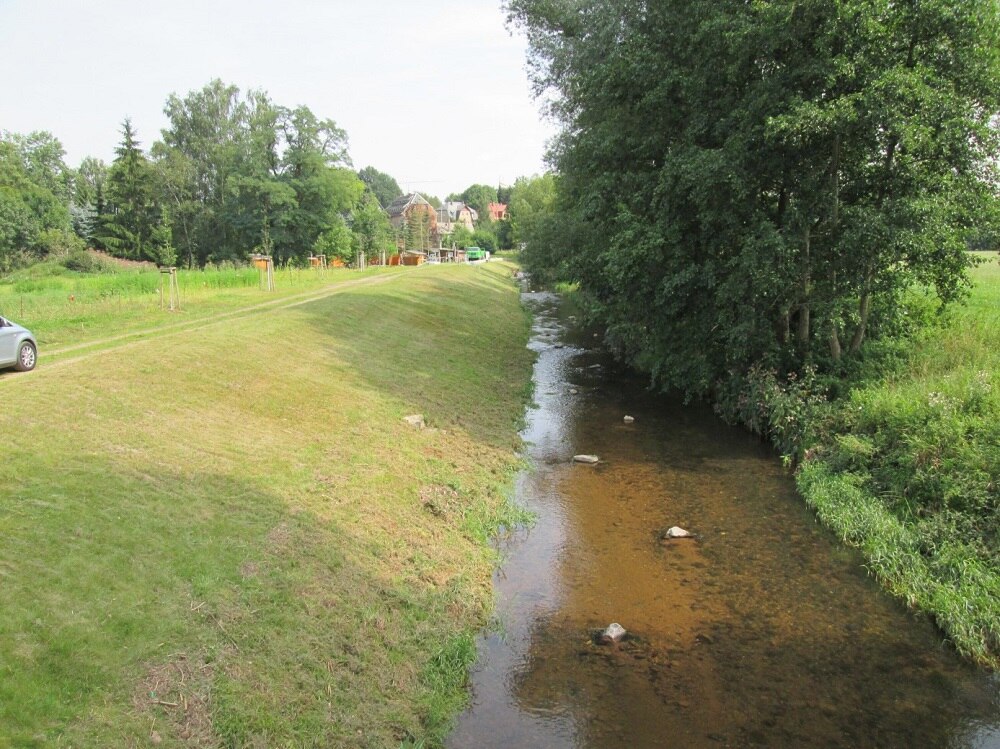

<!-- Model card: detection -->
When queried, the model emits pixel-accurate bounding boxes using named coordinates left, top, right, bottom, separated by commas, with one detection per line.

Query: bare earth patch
left=133, top=653, right=218, bottom=747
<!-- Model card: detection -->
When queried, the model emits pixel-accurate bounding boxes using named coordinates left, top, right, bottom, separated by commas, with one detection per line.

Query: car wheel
left=15, top=341, right=36, bottom=371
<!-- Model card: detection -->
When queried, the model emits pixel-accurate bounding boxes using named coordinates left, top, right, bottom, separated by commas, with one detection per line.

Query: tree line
left=1, top=80, right=558, bottom=274
left=508, top=0, right=1000, bottom=396
left=1, top=81, right=389, bottom=270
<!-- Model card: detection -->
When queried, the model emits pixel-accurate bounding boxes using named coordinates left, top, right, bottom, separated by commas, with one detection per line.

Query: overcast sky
left=0, top=0, right=556, bottom=199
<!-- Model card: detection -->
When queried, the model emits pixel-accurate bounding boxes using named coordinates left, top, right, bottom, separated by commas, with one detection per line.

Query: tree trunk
left=828, top=269, right=841, bottom=361
left=778, top=307, right=791, bottom=345
left=797, top=224, right=811, bottom=345
left=849, top=272, right=873, bottom=354
left=831, top=134, right=840, bottom=226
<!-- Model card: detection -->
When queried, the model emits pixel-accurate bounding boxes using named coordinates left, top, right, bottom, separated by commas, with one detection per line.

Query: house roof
left=386, top=193, right=431, bottom=218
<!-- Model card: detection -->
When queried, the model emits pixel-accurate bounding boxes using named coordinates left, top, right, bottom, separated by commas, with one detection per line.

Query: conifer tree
left=102, top=119, right=162, bottom=260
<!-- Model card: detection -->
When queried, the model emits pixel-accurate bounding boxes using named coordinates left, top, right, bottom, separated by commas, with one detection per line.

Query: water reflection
left=447, top=292, right=1000, bottom=749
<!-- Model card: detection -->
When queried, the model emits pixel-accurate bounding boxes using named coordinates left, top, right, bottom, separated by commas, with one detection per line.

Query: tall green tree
left=350, top=190, right=394, bottom=263
left=156, top=80, right=250, bottom=264
left=358, top=166, right=403, bottom=208
left=508, top=173, right=557, bottom=248
left=72, top=156, right=108, bottom=246
left=404, top=206, right=433, bottom=251
left=102, top=119, right=165, bottom=261
left=508, top=0, right=1000, bottom=396
left=155, top=81, right=364, bottom=265
left=277, top=105, right=363, bottom=263
left=0, top=132, right=75, bottom=269
left=3, top=131, right=72, bottom=202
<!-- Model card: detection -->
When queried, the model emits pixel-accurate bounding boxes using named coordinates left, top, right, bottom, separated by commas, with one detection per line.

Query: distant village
left=383, top=193, right=508, bottom=264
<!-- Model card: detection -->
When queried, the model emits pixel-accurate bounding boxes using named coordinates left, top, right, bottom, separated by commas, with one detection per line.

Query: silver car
left=0, top=316, right=37, bottom=371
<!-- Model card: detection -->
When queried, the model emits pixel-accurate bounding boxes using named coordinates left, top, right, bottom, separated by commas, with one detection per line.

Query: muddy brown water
left=447, top=291, right=1000, bottom=749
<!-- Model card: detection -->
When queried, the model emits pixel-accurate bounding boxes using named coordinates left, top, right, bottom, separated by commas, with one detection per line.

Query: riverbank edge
left=718, top=261, right=1000, bottom=667
left=795, top=460, right=998, bottom=664
left=557, top=263, right=999, bottom=667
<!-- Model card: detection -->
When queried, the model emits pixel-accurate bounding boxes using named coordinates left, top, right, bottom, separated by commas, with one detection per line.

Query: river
left=446, top=291, right=1000, bottom=749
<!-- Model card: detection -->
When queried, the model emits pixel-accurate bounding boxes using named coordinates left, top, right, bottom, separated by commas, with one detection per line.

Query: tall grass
left=797, top=254, right=1000, bottom=664
left=0, top=261, right=364, bottom=348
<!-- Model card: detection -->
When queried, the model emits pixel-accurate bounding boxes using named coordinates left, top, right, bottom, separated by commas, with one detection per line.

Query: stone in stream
left=597, top=622, right=628, bottom=645
left=569, top=388, right=579, bottom=395
left=662, top=526, right=695, bottom=539
left=623, top=415, right=635, bottom=424
left=573, top=454, right=600, bottom=464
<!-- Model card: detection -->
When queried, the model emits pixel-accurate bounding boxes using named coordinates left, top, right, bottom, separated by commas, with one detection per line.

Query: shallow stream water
left=446, top=291, right=1000, bottom=749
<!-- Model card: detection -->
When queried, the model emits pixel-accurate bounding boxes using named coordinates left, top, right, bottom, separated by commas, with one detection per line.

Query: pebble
left=663, top=526, right=694, bottom=539
left=600, top=622, right=628, bottom=643
left=402, top=414, right=425, bottom=429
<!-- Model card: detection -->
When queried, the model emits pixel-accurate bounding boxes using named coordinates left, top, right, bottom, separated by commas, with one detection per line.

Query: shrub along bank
left=723, top=256, right=1000, bottom=664
left=0, top=262, right=534, bottom=747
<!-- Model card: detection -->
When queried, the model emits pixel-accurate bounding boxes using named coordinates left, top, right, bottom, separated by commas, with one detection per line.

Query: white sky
left=0, top=0, right=556, bottom=199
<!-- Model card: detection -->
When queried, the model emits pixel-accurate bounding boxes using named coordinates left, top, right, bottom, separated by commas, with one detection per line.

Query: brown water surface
left=447, top=291, right=1000, bottom=749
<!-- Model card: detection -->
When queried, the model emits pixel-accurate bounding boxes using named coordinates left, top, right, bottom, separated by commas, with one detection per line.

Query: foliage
left=495, top=218, right=514, bottom=250
left=61, top=249, right=111, bottom=273
left=448, top=184, right=498, bottom=222
left=716, top=257, right=1000, bottom=663
left=154, top=79, right=365, bottom=267
left=507, top=173, right=557, bottom=248
left=447, top=224, right=474, bottom=249
left=312, top=215, right=353, bottom=261
left=0, top=132, right=74, bottom=270
left=471, top=227, right=498, bottom=253
left=350, top=190, right=395, bottom=262
left=100, top=119, right=164, bottom=262
left=715, top=363, right=830, bottom=460
left=358, top=165, right=403, bottom=208
left=508, top=0, right=1000, bottom=398
left=404, top=205, right=435, bottom=251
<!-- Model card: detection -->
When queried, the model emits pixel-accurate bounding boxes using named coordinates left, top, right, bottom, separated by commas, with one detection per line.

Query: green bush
left=61, top=250, right=102, bottom=273
left=715, top=363, right=830, bottom=461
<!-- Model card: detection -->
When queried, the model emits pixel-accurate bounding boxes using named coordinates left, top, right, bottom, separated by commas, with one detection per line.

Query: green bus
left=465, top=247, right=486, bottom=262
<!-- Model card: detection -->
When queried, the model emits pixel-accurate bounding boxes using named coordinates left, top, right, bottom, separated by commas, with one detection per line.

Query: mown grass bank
left=0, top=262, right=534, bottom=747
left=735, top=255, right=1000, bottom=664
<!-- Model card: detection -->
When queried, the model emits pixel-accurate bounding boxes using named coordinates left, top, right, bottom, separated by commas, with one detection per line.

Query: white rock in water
left=569, top=388, right=579, bottom=395
left=623, top=415, right=635, bottom=424
left=603, top=622, right=627, bottom=642
left=665, top=526, right=694, bottom=538
left=573, top=454, right=600, bottom=464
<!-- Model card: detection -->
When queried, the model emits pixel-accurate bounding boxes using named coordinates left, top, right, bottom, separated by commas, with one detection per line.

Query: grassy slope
left=798, top=254, right=1000, bottom=664
left=0, top=263, right=533, bottom=747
